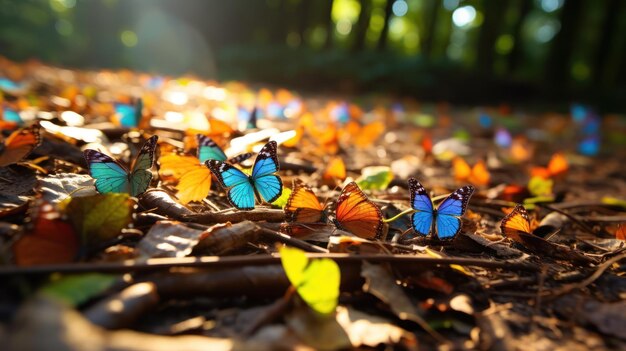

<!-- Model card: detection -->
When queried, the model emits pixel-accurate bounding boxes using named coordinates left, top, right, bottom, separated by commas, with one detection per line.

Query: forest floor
left=0, top=59, right=625, bottom=350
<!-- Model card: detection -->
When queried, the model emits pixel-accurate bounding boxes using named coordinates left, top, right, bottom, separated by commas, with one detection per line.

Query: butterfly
left=333, top=181, right=383, bottom=239
left=284, top=179, right=325, bottom=223
left=530, top=153, right=568, bottom=179
left=196, top=134, right=253, bottom=164
left=0, top=123, right=42, bottom=167
left=84, top=135, right=158, bottom=197
left=206, top=141, right=282, bottom=210
left=321, top=156, right=346, bottom=186
left=114, top=98, right=143, bottom=128
left=409, top=178, right=475, bottom=240
left=500, top=204, right=532, bottom=239
left=452, top=157, right=490, bottom=186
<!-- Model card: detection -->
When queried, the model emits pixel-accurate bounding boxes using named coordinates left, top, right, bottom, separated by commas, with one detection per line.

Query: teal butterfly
left=83, top=135, right=158, bottom=197
left=196, top=134, right=253, bottom=164
left=115, top=98, right=143, bottom=128
left=206, top=141, right=282, bottom=210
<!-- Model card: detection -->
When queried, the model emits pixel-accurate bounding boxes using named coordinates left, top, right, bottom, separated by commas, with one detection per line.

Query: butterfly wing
left=227, top=152, right=254, bottom=165
left=251, top=141, right=282, bottom=203
left=84, top=150, right=130, bottom=194
left=335, top=182, right=383, bottom=239
left=206, top=159, right=255, bottom=210
left=285, top=179, right=324, bottom=223
left=129, top=135, right=158, bottom=197
left=196, top=134, right=227, bottom=163
left=452, top=157, right=471, bottom=182
left=408, top=178, right=434, bottom=236
left=0, top=124, right=42, bottom=167
left=115, top=103, right=139, bottom=128
left=470, top=160, right=490, bottom=186
left=435, top=185, right=475, bottom=239
left=500, top=204, right=531, bottom=236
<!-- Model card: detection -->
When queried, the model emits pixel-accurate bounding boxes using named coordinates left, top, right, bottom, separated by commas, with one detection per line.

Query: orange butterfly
left=322, top=156, right=346, bottom=186
left=333, top=182, right=383, bottom=239
left=0, top=123, right=41, bottom=167
left=284, top=179, right=325, bottom=223
left=500, top=204, right=541, bottom=243
left=452, top=157, right=490, bottom=186
left=531, top=153, right=568, bottom=179
left=500, top=204, right=531, bottom=236
left=342, top=120, right=385, bottom=148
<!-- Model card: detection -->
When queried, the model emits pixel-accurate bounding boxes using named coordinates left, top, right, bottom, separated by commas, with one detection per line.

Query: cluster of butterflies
left=0, top=121, right=539, bottom=242
left=80, top=132, right=539, bottom=241
left=285, top=177, right=476, bottom=240
left=83, top=134, right=283, bottom=208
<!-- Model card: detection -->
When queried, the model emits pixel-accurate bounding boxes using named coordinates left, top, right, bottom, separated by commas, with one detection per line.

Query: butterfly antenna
left=383, top=208, right=415, bottom=223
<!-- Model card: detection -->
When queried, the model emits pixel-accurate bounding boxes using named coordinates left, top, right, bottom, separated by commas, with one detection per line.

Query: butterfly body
left=409, top=178, right=474, bottom=240
left=84, top=135, right=158, bottom=197
left=207, top=141, right=282, bottom=210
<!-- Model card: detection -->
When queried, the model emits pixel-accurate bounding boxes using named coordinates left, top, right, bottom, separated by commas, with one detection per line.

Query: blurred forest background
left=0, top=0, right=625, bottom=111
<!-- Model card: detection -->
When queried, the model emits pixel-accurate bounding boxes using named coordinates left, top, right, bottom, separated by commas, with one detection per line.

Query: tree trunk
left=351, top=0, right=372, bottom=52
left=420, top=0, right=440, bottom=60
left=506, top=0, right=532, bottom=74
left=297, top=0, right=310, bottom=46
left=323, top=0, right=335, bottom=49
left=592, top=0, right=619, bottom=84
left=376, top=0, right=393, bottom=51
left=545, top=0, right=584, bottom=84
left=476, top=0, right=508, bottom=75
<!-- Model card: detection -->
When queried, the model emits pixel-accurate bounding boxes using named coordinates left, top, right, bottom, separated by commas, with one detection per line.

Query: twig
left=0, top=253, right=541, bottom=276
left=545, top=251, right=626, bottom=300
left=84, top=282, right=159, bottom=329
left=260, top=228, right=329, bottom=253
left=183, top=209, right=286, bottom=224
left=537, top=203, right=597, bottom=237
left=582, top=215, right=626, bottom=223
left=278, top=160, right=318, bottom=173
left=552, top=201, right=626, bottom=211
left=243, top=287, right=294, bottom=336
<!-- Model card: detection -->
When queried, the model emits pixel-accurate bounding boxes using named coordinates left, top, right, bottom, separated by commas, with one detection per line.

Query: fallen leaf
left=39, top=173, right=97, bottom=203
left=136, top=221, right=204, bottom=258
left=65, top=193, right=135, bottom=248
left=356, top=166, right=393, bottom=191
left=361, top=261, right=428, bottom=326
left=286, top=306, right=415, bottom=350
left=280, top=246, right=340, bottom=315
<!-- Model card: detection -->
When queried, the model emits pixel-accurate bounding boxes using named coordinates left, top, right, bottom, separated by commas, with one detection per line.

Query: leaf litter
left=0, top=60, right=625, bottom=350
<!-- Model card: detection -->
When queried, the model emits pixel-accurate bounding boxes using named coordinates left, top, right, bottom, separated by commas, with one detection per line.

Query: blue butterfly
left=206, top=141, right=282, bottom=210
left=84, top=135, right=158, bottom=197
left=115, top=98, right=143, bottom=128
left=196, top=134, right=253, bottom=164
left=408, top=178, right=474, bottom=240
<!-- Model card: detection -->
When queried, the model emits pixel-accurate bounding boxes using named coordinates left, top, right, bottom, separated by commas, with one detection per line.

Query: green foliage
left=280, top=246, right=340, bottom=315
left=356, top=166, right=393, bottom=191
left=40, top=273, right=118, bottom=306
left=527, top=176, right=553, bottom=197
